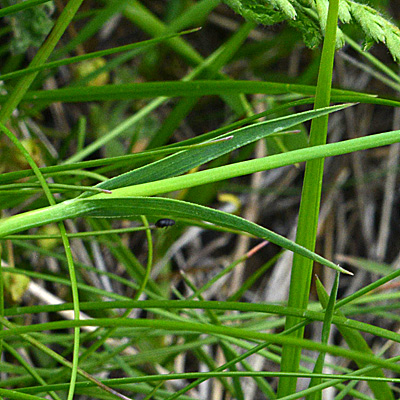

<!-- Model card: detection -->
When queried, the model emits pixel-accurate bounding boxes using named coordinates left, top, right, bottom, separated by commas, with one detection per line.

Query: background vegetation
left=1, top=0, right=400, bottom=399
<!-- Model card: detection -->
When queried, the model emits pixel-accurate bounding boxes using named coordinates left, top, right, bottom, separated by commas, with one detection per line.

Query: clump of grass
left=1, top=1, right=400, bottom=399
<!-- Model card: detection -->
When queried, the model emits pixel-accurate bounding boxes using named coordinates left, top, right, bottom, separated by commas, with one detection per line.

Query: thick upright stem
left=277, top=0, right=340, bottom=396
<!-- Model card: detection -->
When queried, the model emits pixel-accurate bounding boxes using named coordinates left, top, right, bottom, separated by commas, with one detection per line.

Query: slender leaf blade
left=86, top=104, right=352, bottom=194
left=81, top=196, right=349, bottom=274
left=317, top=277, right=395, bottom=400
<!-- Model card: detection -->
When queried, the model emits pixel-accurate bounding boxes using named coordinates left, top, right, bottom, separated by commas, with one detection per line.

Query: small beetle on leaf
left=155, top=218, right=176, bottom=228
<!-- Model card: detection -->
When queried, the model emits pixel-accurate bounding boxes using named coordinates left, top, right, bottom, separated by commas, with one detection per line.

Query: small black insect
left=155, top=218, right=176, bottom=228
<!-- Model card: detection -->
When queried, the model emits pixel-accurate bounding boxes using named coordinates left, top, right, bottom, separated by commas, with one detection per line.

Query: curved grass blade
left=14, top=80, right=389, bottom=104
left=85, top=104, right=352, bottom=194
left=3, top=317, right=400, bottom=375
left=0, top=196, right=348, bottom=274
left=1, top=128, right=399, bottom=272
left=0, top=29, right=200, bottom=82
left=306, top=273, right=340, bottom=400
left=316, top=277, right=395, bottom=400
left=1, top=128, right=400, bottom=240
left=0, top=0, right=51, bottom=18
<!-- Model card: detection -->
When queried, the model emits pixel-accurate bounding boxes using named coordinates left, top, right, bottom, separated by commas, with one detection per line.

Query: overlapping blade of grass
left=123, top=0, right=219, bottom=67
left=0, top=29, right=200, bottom=82
left=2, top=316, right=400, bottom=375
left=0, top=0, right=52, bottom=18
left=0, top=139, right=237, bottom=185
left=5, top=299, right=400, bottom=345
left=51, top=0, right=133, bottom=59
left=316, top=277, right=395, bottom=400
left=122, top=0, right=252, bottom=122
left=146, top=20, right=256, bottom=149
left=0, top=0, right=85, bottom=123
left=0, top=196, right=345, bottom=273
left=0, top=99, right=361, bottom=186
left=85, top=104, right=351, bottom=194
left=1, top=127, right=400, bottom=266
left=306, top=273, right=340, bottom=400
left=60, top=20, right=256, bottom=164
left=12, top=80, right=400, bottom=107
left=88, top=128, right=400, bottom=201
left=1, top=341, right=61, bottom=400
left=278, top=0, right=340, bottom=394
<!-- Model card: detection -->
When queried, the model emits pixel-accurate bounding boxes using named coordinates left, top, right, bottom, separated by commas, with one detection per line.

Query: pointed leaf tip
left=337, top=264, right=353, bottom=275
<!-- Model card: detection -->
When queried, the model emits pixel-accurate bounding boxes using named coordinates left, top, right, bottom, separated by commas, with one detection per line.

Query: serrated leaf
left=287, top=7, right=323, bottom=48
left=223, top=0, right=287, bottom=25
left=385, top=27, right=400, bottom=63
left=221, top=0, right=400, bottom=63
left=315, top=0, right=328, bottom=32
left=270, top=0, right=297, bottom=20
left=350, top=3, right=385, bottom=43
left=338, top=0, right=352, bottom=24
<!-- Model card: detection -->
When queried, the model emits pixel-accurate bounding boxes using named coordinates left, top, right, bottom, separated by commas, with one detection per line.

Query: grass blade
left=316, top=277, right=395, bottom=400
left=277, top=0, right=340, bottom=394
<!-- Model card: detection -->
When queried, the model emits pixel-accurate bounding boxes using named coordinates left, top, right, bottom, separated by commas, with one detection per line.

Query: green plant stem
left=0, top=29, right=199, bottom=82
left=0, top=0, right=85, bottom=123
left=0, top=3, right=86, bottom=396
left=306, top=273, right=339, bottom=400
left=2, top=316, right=400, bottom=375
left=4, top=299, right=400, bottom=344
left=0, top=128, right=399, bottom=239
left=0, top=0, right=52, bottom=18
left=0, top=317, right=131, bottom=400
left=277, top=0, right=340, bottom=396
left=1, top=341, right=62, bottom=400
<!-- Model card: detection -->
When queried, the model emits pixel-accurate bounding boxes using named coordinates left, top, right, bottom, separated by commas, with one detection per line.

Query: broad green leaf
left=1, top=127, right=400, bottom=241
left=2, top=128, right=400, bottom=275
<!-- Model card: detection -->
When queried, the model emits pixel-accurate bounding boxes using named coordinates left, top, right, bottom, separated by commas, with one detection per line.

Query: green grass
left=1, top=1, right=400, bottom=399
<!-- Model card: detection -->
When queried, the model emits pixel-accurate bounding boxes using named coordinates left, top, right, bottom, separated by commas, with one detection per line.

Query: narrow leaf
left=62, top=197, right=350, bottom=273
left=317, top=277, right=395, bottom=400
left=87, top=104, right=352, bottom=194
left=307, top=273, right=340, bottom=400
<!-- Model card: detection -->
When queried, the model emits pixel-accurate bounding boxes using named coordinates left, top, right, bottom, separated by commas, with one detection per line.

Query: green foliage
left=223, top=0, right=400, bottom=60
left=316, top=277, right=395, bottom=400
left=1, top=0, right=400, bottom=399
left=1, top=0, right=54, bottom=54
